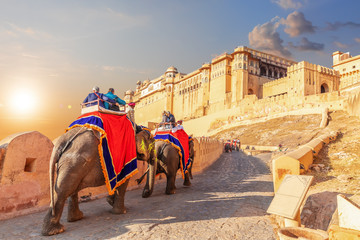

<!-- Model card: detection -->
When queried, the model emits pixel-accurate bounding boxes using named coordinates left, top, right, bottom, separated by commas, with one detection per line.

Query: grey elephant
left=143, top=138, right=194, bottom=197
left=41, top=127, right=156, bottom=236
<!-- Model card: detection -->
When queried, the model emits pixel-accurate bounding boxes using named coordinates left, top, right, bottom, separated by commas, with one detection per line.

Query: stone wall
left=191, top=137, right=223, bottom=174
left=0, top=131, right=53, bottom=220
left=345, top=88, right=360, bottom=117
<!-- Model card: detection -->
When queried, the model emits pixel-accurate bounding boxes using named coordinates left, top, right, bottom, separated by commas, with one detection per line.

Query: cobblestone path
left=0, top=151, right=277, bottom=240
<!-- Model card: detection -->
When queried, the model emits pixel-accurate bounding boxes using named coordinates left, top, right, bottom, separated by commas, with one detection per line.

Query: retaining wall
left=272, top=131, right=338, bottom=192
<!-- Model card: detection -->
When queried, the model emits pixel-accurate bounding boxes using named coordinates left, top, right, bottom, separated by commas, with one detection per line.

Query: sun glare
left=10, top=90, right=37, bottom=114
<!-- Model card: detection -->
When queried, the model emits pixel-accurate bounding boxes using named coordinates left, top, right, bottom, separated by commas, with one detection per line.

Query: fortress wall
left=346, top=88, right=360, bottom=117
left=135, top=92, right=167, bottom=125
left=191, top=137, right=223, bottom=174
left=182, top=91, right=345, bottom=138
left=263, top=77, right=289, bottom=98
left=183, top=107, right=241, bottom=137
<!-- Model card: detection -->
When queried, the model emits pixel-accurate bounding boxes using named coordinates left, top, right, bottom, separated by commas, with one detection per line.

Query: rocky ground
left=215, top=110, right=360, bottom=230
left=213, top=114, right=323, bottom=149
left=214, top=110, right=360, bottom=196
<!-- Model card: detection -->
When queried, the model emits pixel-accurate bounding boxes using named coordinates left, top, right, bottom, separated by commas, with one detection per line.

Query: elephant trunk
left=142, top=152, right=157, bottom=198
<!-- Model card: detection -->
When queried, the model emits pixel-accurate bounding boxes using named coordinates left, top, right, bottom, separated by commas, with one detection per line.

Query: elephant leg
left=165, top=173, right=176, bottom=195
left=111, top=179, right=129, bottom=214
left=41, top=194, right=66, bottom=236
left=183, top=172, right=191, bottom=187
left=67, top=192, right=84, bottom=222
left=106, top=194, right=115, bottom=207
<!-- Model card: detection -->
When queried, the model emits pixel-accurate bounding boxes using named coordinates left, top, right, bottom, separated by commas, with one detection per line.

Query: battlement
left=287, top=61, right=338, bottom=76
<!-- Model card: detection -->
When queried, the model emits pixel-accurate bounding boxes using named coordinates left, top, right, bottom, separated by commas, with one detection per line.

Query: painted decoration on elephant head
left=67, top=112, right=138, bottom=195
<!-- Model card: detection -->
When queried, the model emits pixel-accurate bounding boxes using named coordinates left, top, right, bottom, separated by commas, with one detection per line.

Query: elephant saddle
left=154, top=128, right=191, bottom=178
left=67, top=112, right=138, bottom=195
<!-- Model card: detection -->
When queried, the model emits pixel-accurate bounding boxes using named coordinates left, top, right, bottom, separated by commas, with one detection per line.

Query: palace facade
left=124, top=46, right=360, bottom=127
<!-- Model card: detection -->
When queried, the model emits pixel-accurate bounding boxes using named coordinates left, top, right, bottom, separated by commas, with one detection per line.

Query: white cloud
left=280, top=11, right=315, bottom=37
left=101, top=65, right=153, bottom=75
left=21, top=53, right=39, bottom=59
left=4, top=22, right=52, bottom=40
left=334, top=41, right=348, bottom=49
left=272, top=0, right=304, bottom=9
left=249, top=17, right=292, bottom=58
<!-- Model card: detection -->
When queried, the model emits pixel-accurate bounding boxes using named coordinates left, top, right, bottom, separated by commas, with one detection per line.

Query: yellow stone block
left=272, top=156, right=300, bottom=193
left=287, top=147, right=313, bottom=171
left=328, top=224, right=360, bottom=240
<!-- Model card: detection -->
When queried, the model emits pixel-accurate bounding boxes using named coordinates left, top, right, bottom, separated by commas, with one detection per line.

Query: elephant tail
left=49, top=143, right=62, bottom=216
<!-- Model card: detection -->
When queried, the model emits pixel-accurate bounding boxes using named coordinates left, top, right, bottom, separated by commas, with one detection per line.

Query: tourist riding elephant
left=41, top=127, right=156, bottom=236
left=142, top=139, right=194, bottom=197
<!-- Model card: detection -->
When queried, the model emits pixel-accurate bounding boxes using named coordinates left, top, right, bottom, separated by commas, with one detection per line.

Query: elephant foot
left=111, top=206, right=127, bottom=214
left=183, top=181, right=191, bottom=187
left=106, top=195, right=115, bottom=207
left=142, top=189, right=152, bottom=198
left=67, top=210, right=83, bottom=222
left=41, top=222, right=65, bottom=236
left=165, top=189, right=176, bottom=195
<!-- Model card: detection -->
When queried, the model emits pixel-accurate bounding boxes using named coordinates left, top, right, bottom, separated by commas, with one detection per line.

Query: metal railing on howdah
left=80, top=99, right=126, bottom=113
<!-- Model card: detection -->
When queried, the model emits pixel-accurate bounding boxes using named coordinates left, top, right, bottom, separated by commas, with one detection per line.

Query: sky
left=0, top=0, right=359, bottom=141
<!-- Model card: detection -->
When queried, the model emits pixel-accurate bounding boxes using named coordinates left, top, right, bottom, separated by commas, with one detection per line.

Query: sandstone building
left=125, top=46, right=354, bottom=127
left=332, top=51, right=360, bottom=91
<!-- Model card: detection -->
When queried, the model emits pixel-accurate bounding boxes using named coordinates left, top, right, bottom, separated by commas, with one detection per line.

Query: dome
left=166, top=66, right=178, bottom=73
left=125, top=90, right=134, bottom=95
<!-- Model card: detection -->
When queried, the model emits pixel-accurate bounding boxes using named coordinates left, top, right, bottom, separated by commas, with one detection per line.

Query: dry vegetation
left=214, top=111, right=360, bottom=195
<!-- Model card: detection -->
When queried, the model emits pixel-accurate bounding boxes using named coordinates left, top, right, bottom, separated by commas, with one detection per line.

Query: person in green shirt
left=104, top=88, right=126, bottom=111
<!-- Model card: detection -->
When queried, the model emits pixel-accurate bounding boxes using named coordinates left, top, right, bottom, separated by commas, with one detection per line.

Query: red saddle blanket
left=67, top=112, right=138, bottom=195
left=154, top=128, right=191, bottom=178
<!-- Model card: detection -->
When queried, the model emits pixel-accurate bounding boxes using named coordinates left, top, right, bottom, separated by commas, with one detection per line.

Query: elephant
left=142, top=138, right=194, bottom=197
left=41, top=126, right=156, bottom=236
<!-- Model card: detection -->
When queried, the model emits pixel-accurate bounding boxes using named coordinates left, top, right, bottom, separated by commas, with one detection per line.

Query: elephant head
left=135, top=128, right=157, bottom=198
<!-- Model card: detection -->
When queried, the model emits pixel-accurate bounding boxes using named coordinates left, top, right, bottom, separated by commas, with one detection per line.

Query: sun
left=10, top=90, right=37, bottom=114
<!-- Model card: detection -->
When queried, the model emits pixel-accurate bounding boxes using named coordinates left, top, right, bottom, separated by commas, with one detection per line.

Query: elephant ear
left=91, top=129, right=102, bottom=141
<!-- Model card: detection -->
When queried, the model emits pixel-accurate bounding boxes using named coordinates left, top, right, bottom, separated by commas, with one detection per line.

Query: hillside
left=214, top=110, right=360, bottom=195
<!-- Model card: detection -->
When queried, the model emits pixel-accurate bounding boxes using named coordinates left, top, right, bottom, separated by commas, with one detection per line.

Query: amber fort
left=124, top=46, right=360, bottom=131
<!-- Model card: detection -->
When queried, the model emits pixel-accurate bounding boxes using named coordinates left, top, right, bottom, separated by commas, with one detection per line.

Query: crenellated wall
left=263, top=61, right=339, bottom=98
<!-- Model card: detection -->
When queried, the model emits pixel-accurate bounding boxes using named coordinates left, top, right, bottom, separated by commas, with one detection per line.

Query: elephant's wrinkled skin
left=41, top=127, right=156, bottom=236
left=143, top=139, right=194, bottom=196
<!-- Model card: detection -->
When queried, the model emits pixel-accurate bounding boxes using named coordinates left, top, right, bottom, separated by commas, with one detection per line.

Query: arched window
left=321, top=83, right=329, bottom=93
left=268, top=69, right=273, bottom=78
left=248, top=89, right=254, bottom=95
left=260, top=67, right=267, bottom=76
left=274, top=70, right=278, bottom=78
